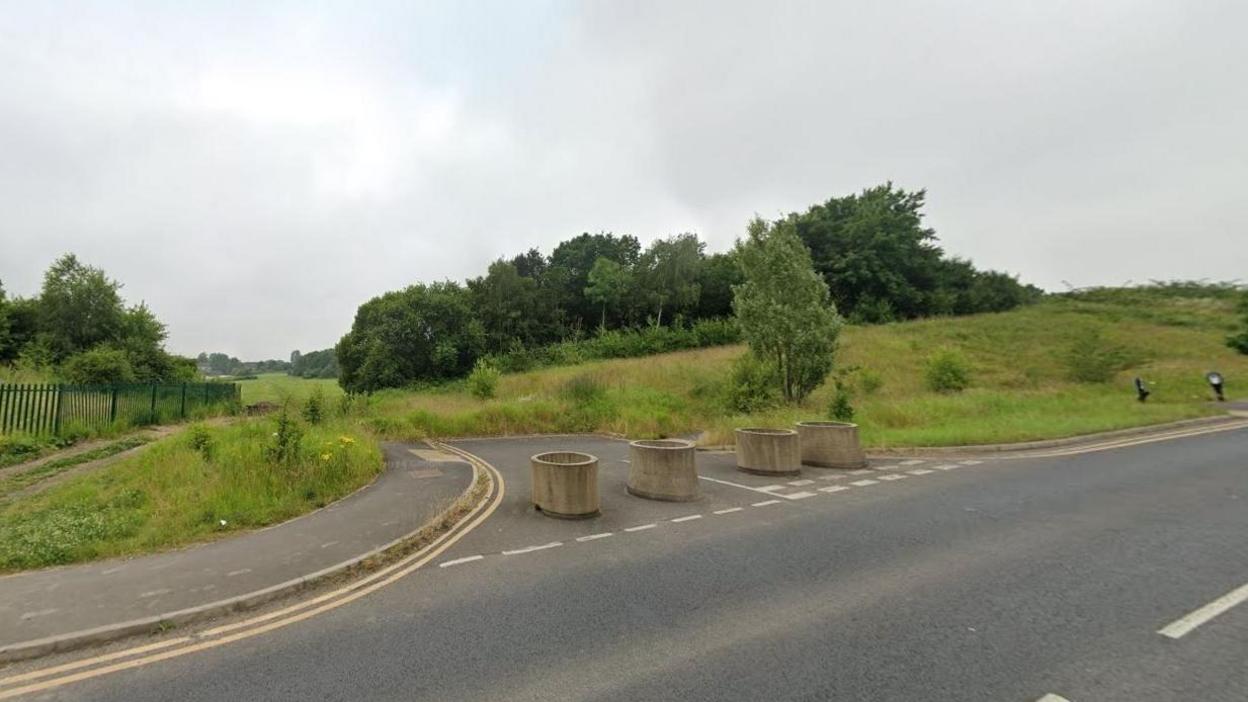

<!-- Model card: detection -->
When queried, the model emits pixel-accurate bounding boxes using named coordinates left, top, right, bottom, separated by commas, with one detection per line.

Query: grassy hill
left=358, top=289, right=1247, bottom=448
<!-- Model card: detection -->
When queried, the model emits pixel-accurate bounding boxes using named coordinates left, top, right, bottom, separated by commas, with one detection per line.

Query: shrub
left=1228, top=291, right=1248, bottom=355
left=301, top=387, right=326, bottom=424
left=1063, top=329, right=1130, bottom=383
left=828, top=389, right=855, bottom=421
left=266, top=410, right=304, bottom=465
left=466, top=359, right=501, bottom=399
left=61, top=346, right=135, bottom=384
left=859, top=368, right=884, bottom=395
left=724, top=352, right=780, bottom=413
left=925, top=349, right=972, bottom=393
left=186, top=424, right=214, bottom=461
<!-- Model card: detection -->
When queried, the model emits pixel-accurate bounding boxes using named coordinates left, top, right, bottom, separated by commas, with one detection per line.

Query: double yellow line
left=0, top=448, right=505, bottom=700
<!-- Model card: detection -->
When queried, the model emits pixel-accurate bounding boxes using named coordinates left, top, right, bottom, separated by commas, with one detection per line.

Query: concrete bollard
left=530, top=451, right=600, bottom=519
left=734, top=428, right=801, bottom=476
left=795, top=421, right=866, bottom=469
left=627, top=439, right=699, bottom=502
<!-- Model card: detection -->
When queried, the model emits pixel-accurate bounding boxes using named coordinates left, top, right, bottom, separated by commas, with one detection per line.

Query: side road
left=0, top=442, right=473, bottom=662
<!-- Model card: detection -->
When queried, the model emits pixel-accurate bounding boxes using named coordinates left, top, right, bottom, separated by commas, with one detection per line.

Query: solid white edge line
left=501, top=542, right=562, bottom=556
left=671, top=515, right=703, bottom=523
left=438, top=555, right=484, bottom=568
left=1158, top=581, right=1248, bottom=639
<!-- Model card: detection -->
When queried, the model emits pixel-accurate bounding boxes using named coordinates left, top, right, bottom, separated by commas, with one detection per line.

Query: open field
left=356, top=292, right=1248, bottom=447
left=0, top=417, right=381, bottom=571
left=237, top=373, right=345, bottom=406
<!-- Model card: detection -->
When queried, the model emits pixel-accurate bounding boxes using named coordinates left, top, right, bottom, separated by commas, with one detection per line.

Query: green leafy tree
left=336, top=282, right=485, bottom=393
left=38, top=254, right=127, bottom=359
left=584, top=257, right=633, bottom=328
left=695, top=251, right=744, bottom=319
left=469, top=260, right=559, bottom=349
left=61, top=346, right=136, bottom=384
left=733, top=216, right=843, bottom=403
left=639, top=233, right=703, bottom=327
left=1227, top=290, right=1248, bottom=354
left=548, top=232, right=642, bottom=331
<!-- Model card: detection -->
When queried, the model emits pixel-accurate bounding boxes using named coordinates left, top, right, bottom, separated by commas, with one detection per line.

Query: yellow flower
left=338, top=435, right=355, bottom=446
left=320, top=453, right=332, bottom=461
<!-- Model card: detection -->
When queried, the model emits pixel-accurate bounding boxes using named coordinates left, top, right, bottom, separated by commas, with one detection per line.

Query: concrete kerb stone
left=627, top=439, right=699, bottom=502
left=735, top=427, right=801, bottom=477
left=0, top=447, right=492, bottom=666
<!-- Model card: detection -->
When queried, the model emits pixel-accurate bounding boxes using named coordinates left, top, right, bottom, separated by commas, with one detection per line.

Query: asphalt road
left=7, top=427, right=1247, bottom=701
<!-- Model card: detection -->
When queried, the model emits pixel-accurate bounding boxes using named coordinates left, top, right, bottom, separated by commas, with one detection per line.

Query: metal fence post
left=180, top=383, right=187, bottom=419
left=109, top=385, right=118, bottom=424
left=149, top=384, right=158, bottom=424
left=53, top=384, right=64, bottom=435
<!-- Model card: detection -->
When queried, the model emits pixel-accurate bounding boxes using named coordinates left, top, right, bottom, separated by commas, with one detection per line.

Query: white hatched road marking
left=439, top=555, right=484, bottom=568
left=908, top=469, right=934, bottom=475
left=752, top=499, right=782, bottom=507
left=576, top=533, right=614, bottom=542
left=624, top=523, right=657, bottom=532
left=785, top=491, right=817, bottom=500
left=818, top=485, right=850, bottom=493
left=850, top=479, right=879, bottom=487
left=502, top=542, right=562, bottom=556
left=1158, top=581, right=1248, bottom=639
left=698, top=475, right=794, bottom=497
left=898, top=459, right=926, bottom=466
left=671, top=514, right=703, bottom=523
left=935, top=464, right=960, bottom=471
left=788, top=479, right=815, bottom=486
left=878, top=474, right=907, bottom=481
left=713, top=507, right=744, bottom=515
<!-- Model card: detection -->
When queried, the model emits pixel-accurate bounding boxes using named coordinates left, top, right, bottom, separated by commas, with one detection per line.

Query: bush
left=1063, top=328, right=1131, bottom=383
left=724, top=352, right=780, bottom=413
left=301, top=387, right=326, bottom=424
left=61, top=347, right=135, bottom=384
left=186, top=424, right=214, bottom=461
left=828, top=389, right=854, bottom=422
left=266, top=410, right=304, bottom=465
left=466, top=359, right=501, bottom=399
left=925, top=349, right=972, bottom=393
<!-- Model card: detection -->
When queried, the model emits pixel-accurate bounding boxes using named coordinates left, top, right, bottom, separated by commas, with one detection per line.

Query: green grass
left=0, top=416, right=381, bottom=572
left=0, top=435, right=151, bottom=501
left=237, top=373, right=345, bottom=406
left=355, top=294, right=1248, bottom=448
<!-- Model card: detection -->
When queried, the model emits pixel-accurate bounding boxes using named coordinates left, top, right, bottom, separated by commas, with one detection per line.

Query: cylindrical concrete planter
left=795, top=421, right=867, bottom=469
left=530, top=451, right=600, bottom=519
left=627, top=439, right=699, bottom=502
left=735, top=428, right=801, bottom=476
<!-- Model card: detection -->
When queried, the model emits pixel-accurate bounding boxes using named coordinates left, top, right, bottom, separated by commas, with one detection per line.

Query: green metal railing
left=0, top=383, right=240, bottom=436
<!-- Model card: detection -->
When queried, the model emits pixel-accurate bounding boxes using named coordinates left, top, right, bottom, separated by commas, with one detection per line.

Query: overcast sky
left=1, top=1, right=1245, bottom=359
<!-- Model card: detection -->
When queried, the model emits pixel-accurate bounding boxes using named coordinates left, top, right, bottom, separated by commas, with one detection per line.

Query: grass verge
left=0, top=435, right=151, bottom=501
left=0, top=416, right=382, bottom=572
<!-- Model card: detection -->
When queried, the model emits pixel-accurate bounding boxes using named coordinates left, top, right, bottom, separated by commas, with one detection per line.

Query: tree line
left=337, top=183, right=1041, bottom=392
left=0, top=255, right=197, bottom=384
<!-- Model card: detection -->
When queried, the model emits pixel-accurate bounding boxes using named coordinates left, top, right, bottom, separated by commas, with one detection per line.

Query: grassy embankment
left=359, top=292, right=1247, bottom=447
left=237, top=373, right=345, bottom=405
left=0, top=417, right=381, bottom=572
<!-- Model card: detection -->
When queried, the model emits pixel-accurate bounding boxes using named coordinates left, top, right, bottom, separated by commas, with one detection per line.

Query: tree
left=584, top=257, right=633, bottom=329
left=695, top=251, right=744, bottom=319
left=38, top=254, right=127, bottom=359
left=468, top=260, right=559, bottom=350
left=733, top=216, right=842, bottom=403
left=638, top=234, right=703, bottom=326
left=0, top=279, right=10, bottom=362
left=548, top=232, right=642, bottom=331
left=336, top=282, right=485, bottom=392
left=61, top=346, right=136, bottom=384
left=289, top=348, right=339, bottom=378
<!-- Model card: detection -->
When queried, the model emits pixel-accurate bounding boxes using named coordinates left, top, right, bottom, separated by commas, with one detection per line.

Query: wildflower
left=321, top=452, right=332, bottom=461
left=338, top=435, right=355, bottom=446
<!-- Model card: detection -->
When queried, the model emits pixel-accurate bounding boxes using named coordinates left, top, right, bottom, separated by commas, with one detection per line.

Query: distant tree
left=638, top=233, right=703, bottom=326
left=0, top=280, right=10, bottom=362
left=548, top=233, right=642, bottom=331
left=733, top=216, right=842, bottom=403
left=336, top=282, right=485, bottom=392
left=38, top=254, right=126, bottom=359
left=584, top=257, right=633, bottom=329
left=290, top=349, right=301, bottom=367
left=695, top=251, right=744, bottom=319
left=289, top=348, right=339, bottom=378
left=469, top=260, right=558, bottom=349
left=1228, top=290, right=1248, bottom=355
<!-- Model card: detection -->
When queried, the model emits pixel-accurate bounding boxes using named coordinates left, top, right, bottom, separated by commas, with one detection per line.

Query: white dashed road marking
left=850, top=479, right=879, bottom=487
left=785, top=491, right=817, bottom=500
left=624, top=523, right=657, bottom=532
left=576, top=533, right=614, bottom=542
left=878, top=474, right=907, bottom=481
left=818, top=485, right=850, bottom=493
left=502, top=542, right=563, bottom=556
left=960, top=460, right=983, bottom=466
left=849, top=469, right=873, bottom=475
left=226, top=569, right=251, bottom=577
left=713, top=507, right=744, bottom=515
left=439, top=555, right=484, bottom=568
left=138, top=589, right=173, bottom=599
left=1158, top=580, right=1248, bottom=639
left=898, top=459, right=926, bottom=466
left=20, top=609, right=58, bottom=620
left=908, top=469, right=934, bottom=475
left=934, top=464, right=960, bottom=471
left=671, top=514, right=703, bottom=523
left=752, top=499, right=782, bottom=507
